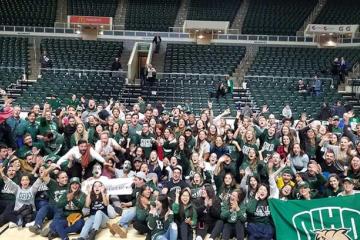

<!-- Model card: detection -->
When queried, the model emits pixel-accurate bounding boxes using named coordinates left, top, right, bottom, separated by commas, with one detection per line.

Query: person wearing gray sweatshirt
left=0, top=166, right=43, bottom=227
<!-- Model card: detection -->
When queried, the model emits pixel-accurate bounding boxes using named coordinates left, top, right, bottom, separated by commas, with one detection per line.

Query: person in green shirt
left=138, top=123, right=155, bottom=159
left=245, top=183, right=274, bottom=239
left=133, top=185, right=153, bottom=235
left=259, top=126, right=280, bottom=160
left=219, top=189, right=246, bottom=240
left=30, top=165, right=69, bottom=235
left=39, top=110, right=58, bottom=135
left=39, top=131, right=65, bottom=156
left=48, top=177, right=86, bottom=240
left=147, top=194, right=178, bottom=240
left=25, top=112, right=40, bottom=142
left=172, top=187, right=197, bottom=240
left=66, top=94, right=80, bottom=108
left=16, top=134, right=44, bottom=159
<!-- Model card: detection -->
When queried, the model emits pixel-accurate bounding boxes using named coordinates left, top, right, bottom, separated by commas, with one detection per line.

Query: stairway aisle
left=113, top=0, right=128, bottom=29
left=230, top=0, right=250, bottom=32
left=174, top=0, right=190, bottom=29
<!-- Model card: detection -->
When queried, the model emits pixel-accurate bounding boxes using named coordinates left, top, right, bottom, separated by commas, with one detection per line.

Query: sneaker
left=25, top=221, right=35, bottom=228
left=8, top=222, right=17, bottom=228
left=88, top=229, right=97, bottom=240
left=40, top=227, right=50, bottom=237
left=114, top=206, right=123, bottom=215
left=108, top=223, right=127, bottom=238
left=107, top=222, right=115, bottom=236
left=48, top=231, right=59, bottom=240
left=29, top=225, right=41, bottom=234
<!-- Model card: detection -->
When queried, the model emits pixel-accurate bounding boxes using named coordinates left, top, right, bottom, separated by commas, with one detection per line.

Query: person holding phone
left=77, top=181, right=109, bottom=240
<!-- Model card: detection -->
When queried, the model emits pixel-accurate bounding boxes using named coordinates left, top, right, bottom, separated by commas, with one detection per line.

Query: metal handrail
left=245, top=75, right=333, bottom=81
left=39, top=68, right=127, bottom=74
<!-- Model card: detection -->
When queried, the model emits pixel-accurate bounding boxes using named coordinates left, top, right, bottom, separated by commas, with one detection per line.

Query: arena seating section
left=0, top=37, right=28, bottom=89
left=247, top=76, right=343, bottom=119
left=246, top=46, right=360, bottom=118
left=242, top=0, right=317, bottom=35
left=15, top=71, right=125, bottom=107
left=187, top=0, right=242, bottom=23
left=315, top=0, right=360, bottom=24
left=0, top=0, right=56, bottom=27
left=14, top=39, right=124, bottom=108
left=40, top=39, right=123, bottom=70
left=248, top=47, right=360, bottom=77
left=67, top=0, right=118, bottom=17
left=143, top=75, right=236, bottom=116
left=164, top=44, right=246, bottom=75
left=125, top=0, right=180, bottom=32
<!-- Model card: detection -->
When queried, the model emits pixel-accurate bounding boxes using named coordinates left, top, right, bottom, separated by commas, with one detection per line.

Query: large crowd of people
left=0, top=92, right=359, bottom=240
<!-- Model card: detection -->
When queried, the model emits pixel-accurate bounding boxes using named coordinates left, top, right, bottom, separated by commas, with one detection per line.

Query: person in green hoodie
left=245, top=183, right=274, bottom=240
left=147, top=194, right=177, bottom=240
left=172, top=187, right=197, bottom=240
left=219, top=189, right=246, bottom=240
left=259, top=126, right=280, bottom=160
left=133, top=185, right=153, bottom=236
left=48, top=177, right=86, bottom=240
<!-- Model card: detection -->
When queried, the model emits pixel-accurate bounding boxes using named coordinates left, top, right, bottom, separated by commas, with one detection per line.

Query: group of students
left=0, top=93, right=359, bottom=240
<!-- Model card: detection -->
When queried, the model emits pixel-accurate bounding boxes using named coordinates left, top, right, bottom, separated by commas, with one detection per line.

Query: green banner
left=269, top=195, right=360, bottom=240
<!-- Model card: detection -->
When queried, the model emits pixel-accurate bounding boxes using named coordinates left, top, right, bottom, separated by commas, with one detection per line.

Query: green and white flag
left=269, top=195, right=360, bottom=240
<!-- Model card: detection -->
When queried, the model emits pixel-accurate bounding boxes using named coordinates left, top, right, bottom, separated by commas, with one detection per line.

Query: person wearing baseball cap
left=297, top=180, right=320, bottom=200
left=46, top=176, right=86, bottom=240
left=338, top=177, right=360, bottom=196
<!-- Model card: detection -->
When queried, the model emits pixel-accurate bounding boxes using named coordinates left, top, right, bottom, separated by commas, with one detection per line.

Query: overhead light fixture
left=198, top=34, right=204, bottom=39
left=99, top=30, right=104, bottom=35
left=76, top=29, right=81, bottom=34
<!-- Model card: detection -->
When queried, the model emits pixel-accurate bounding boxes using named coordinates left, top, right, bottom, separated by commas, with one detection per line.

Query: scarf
left=81, top=144, right=91, bottom=169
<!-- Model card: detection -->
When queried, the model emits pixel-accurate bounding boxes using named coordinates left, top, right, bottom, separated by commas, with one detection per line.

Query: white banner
left=306, top=24, right=359, bottom=34
left=81, top=177, right=133, bottom=195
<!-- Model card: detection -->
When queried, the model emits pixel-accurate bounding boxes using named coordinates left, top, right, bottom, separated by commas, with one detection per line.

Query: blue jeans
left=50, top=217, right=85, bottom=240
left=35, top=199, right=48, bottom=212
left=119, top=207, right=136, bottom=229
left=34, top=204, right=62, bottom=228
left=154, top=222, right=178, bottom=240
left=79, top=211, right=108, bottom=238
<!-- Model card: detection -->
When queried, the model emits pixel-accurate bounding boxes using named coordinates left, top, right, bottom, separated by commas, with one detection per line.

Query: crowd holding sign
left=81, top=177, right=134, bottom=195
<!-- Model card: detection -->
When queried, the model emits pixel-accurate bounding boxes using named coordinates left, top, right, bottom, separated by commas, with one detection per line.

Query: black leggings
left=133, top=220, right=150, bottom=235
left=209, top=220, right=224, bottom=239
left=223, top=221, right=245, bottom=240
left=196, top=220, right=223, bottom=239
left=177, top=221, right=193, bottom=240
left=0, top=200, right=15, bottom=227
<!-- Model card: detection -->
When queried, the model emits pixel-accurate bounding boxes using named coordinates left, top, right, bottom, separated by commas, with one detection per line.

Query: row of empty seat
left=164, top=44, right=246, bottom=75
left=248, top=46, right=360, bottom=77
left=15, top=71, right=125, bottom=108
left=0, top=37, right=28, bottom=89
left=40, top=39, right=123, bottom=70
left=242, top=0, right=317, bottom=36
left=142, top=75, right=236, bottom=116
left=315, top=0, right=360, bottom=24
left=125, top=0, right=180, bottom=32
left=246, top=76, right=343, bottom=119
left=0, top=0, right=56, bottom=27
left=67, top=0, right=118, bottom=17
left=187, top=0, right=241, bottom=23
